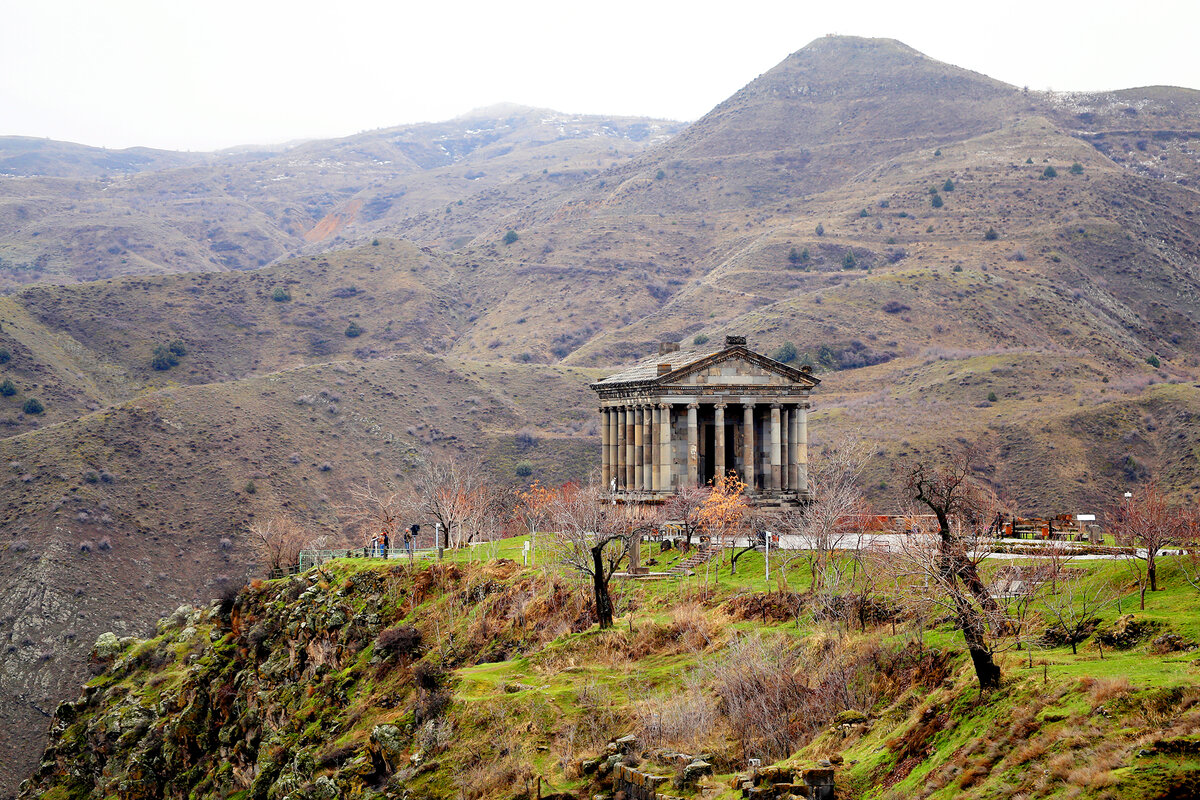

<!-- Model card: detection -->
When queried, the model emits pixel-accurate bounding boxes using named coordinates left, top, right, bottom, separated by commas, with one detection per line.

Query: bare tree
left=776, top=435, right=872, bottom=607
left=1042, top=566, right=1116, bottom=655
left=402, top=452, right=496, bottom=549
left=664, top=485, right=710, bottom=551
left=249, top=516, right=309, bottom=576
left=1110, top=483, right=1187, bottom=606
left=344, top=480, right=402, bottom=554
left=901, top=445, right=1008, bottom=692
left=548, top=483, right=635, bottom=629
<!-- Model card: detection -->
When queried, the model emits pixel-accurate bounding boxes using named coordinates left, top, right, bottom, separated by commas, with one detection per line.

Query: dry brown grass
left=1067, top=763, right=1119, bottom=788
left=1048, top=752, right=1077, bottom=781
left=1088, top=676, right=1132, bottom=703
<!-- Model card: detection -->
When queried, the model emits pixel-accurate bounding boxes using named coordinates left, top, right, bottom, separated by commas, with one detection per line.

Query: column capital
left=658, top=401, right=672, bottom=409
left=714, top=402, right=728, bottom=409
left=771, top=402, right=782, bottom=409
left=687, top=402, right=699, bottom=409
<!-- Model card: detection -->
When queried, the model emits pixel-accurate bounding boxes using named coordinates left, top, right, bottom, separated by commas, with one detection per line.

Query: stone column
left=742, top=403, right=755, bottom=489
left=625, top=405, right=635, bottom=489
left=609, top=410, right=619, bottom=489
left=788, top=404, right=800, bottom=491
left=797, top=402, right=809, bottom=495
left=713, top=403, right=726, bottom=486
left=642, top=406, right=654, bottom=492
left=659, top=403, right=673, bottom=492
left=780, top=405, right=790, bottom=491
left=770, top=403, right=782, bottom=491
left=600, top=407, right=611, bottom=488
left=615, top=407, right=626, bottom=489
left=649, top=405, right=660, bottom=492
left=634, top=406, right=644, bottom=492
left=686, top=403, right=699, bottom=488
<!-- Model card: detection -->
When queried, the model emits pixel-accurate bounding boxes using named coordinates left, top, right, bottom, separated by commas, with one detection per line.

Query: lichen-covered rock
left=92, top=631, right=122, bottom=660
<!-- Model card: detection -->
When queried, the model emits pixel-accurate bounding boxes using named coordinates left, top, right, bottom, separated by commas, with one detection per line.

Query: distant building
left=590, top=335, right=819, bottom=506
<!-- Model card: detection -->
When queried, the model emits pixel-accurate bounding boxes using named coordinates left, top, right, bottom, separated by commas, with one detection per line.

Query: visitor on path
left=409, top=523, right=420, bottom=553
left=402, top=526, right=413, bottom=556
left=381, top=531, right=390, bottom=559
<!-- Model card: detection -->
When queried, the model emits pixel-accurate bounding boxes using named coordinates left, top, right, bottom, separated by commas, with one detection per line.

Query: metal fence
left=296, top=546, right=442, bottom=572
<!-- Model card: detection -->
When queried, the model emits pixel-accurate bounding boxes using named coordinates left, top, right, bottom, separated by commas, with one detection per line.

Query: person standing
left=381, top=531, right=390, bottom=559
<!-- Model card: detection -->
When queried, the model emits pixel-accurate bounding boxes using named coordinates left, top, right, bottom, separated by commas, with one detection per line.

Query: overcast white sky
left=2, top=0, right=1197, bottom=152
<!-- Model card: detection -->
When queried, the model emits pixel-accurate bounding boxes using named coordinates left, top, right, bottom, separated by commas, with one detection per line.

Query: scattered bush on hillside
left=371, top=238, right=381, bottom=246
left=503, top=230, right=519, bottom=245
left=345, top=322, right=363, bottom=338
left=79, top=541, right=93, bottom=553
left=150, top=345, right=178, bottom=371
left=82, top=469, right=100, bottom=484
left=271, top=287, right=291, bottom=302
left=693, top=334, right=709, bottom=346
left=0, top=379, right=15, bottom=397
left=931, top=192, right=944, bottom=208
left=984, top=227, right=999, bottom=241
left=859, top=208, right=870, bottom=218
left=1146, top=355, right=1160, bottom=368
left=987, top=392, right=998, bottom=403
left=882, top=301, right=910, bottom=314
left=815, top=223, right=825, bottom=236
left=655, top=169, right=666, bottom=180
left=842, top=251, right=857, bottom=269
left=514, top=429, right=538, bottom=450
left=1043, top=165, right=1058, bottom=178
left=934, top=148, right=942, bottom=156
left=375, top=625, right=423, bottom=659
left=318, top=462, right=333, bottom=472
left=0, top=348, right=9, bottom=363
left=943, top=178, right=955, bottom=192
left=22, top=398, right=43, bottom=415
left=771, top=342, right=798, bottom=364
left=1070, top=162, right=1084, bottom=174
left=1026, top=157, right=1034, bottom=164
left=167, top=340, right=187, bottom=357
left=788, top=246, right=809, bottom=267
left=514, top=460, right=534, bottom=477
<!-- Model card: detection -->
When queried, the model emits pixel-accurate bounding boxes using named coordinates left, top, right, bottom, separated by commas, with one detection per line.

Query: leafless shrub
left=701, top=633, right=808, bottom=761
left=636, top=676, right=716, bottom=750
left=248, top=516, right=309, bottom=575
left=417, top=717, right=454, bottom=754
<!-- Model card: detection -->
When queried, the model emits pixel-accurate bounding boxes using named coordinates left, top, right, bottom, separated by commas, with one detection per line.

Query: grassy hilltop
left=19, top=546, right=1200, bottom=800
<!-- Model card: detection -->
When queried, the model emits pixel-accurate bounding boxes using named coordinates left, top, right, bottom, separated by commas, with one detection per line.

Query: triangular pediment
left=659, top=348, right=819, bottom=389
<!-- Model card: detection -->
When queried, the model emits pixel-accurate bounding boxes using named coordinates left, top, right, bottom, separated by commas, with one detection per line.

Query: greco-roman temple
left=590, top=336, right=820, bottom=506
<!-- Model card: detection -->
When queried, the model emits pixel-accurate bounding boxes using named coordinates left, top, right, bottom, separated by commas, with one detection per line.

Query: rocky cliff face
left=19, top=560, right=595, bottom=800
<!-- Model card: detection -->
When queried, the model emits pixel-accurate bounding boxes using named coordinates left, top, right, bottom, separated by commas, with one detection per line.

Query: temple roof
left=590, top=337, right=820, bottom=391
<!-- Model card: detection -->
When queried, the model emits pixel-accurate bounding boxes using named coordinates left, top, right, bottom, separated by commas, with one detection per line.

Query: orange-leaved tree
left=699, top=471, right=750, bottom=575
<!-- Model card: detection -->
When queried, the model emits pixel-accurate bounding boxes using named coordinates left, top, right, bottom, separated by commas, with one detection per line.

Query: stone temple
left=590, top=336, right=819, bottom=506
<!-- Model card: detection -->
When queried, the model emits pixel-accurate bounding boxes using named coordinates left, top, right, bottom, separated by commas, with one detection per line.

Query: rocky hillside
left=17, top=552, right=1200, bottom=800
left=0, top=107, right=683, bottom=286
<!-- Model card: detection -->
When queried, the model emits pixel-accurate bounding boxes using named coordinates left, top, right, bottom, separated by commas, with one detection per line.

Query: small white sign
left=1076, top=514, right=1096, bottom=522
left=524, top=541, right=531, bottom=551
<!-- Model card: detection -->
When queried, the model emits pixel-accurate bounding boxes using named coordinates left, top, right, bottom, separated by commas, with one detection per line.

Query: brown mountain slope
left=0, top=239, right=462, bottom=435
left=0, top=108, right=683, bottom=287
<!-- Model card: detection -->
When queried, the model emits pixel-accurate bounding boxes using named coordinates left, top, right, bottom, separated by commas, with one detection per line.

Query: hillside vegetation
left=19, top=549, right=1200, bottom=800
